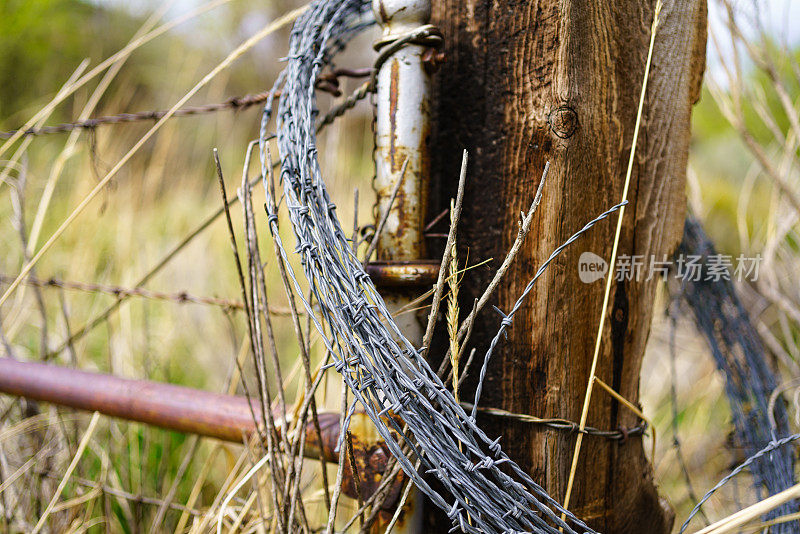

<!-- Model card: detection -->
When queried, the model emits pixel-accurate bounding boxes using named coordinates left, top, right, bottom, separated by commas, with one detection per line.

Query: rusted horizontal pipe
left=365, top=261, right=439, bottom=288
left=0, top=358, right=403, bottom=508
left=0, top=357, right=271, bottom=442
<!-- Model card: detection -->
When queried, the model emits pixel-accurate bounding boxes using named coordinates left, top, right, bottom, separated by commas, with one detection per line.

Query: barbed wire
left=0, top=68, right=372, bottom=139
left=0, top=93, right=270, bottom=139
left=257, top=1, right=609, bottom=531
left=0, top=273, right=296, bottom=315
left=464, top=403, right=647, bottom=441
left=680, top=432, right=800, bottom=533
left=470, top=200, right=628, bottom=421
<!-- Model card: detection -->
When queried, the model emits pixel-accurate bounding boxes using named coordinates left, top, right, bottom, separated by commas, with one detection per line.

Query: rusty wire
left=0, top=273, right=259, bottom=313
left=0, top=68, right=372, bottom=140
left=0, top=92, right=271, bottom=139
left=0, top=273, right=305, bottom=316
left=464, top=403, right=647, bottom=442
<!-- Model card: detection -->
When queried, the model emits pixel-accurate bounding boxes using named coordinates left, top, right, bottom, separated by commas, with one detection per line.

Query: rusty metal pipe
left=0, top=357, right=405, bottom=508
left=372, top=0, right=433, bottom=264
left=371, top=0, right=439, bottom=343
left=0, top=357, right=267, bottom=442
left=365, top=260, right=439, bottom=288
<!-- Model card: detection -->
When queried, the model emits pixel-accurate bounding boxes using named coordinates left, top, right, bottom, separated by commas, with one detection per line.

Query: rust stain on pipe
left=389, top=59, right=400, bottom=172
left=365, top=260, right=439, bottom=287
left=0, top=358, right=404, bottom=508
left=0, top=357, right=257, bottom=442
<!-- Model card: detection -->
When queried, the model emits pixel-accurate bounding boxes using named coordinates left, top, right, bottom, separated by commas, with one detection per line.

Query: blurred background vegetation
left=1, top=1, right=375, bottom=530
left=0, top=0, right=799, bottom=532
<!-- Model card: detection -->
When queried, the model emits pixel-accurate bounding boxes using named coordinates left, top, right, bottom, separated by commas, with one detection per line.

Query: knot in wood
left=548, top=105, right=579, bottom=139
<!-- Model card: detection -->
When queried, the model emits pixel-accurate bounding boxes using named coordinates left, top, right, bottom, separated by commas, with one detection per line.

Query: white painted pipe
left=371, top=0, right=437, bottom=531
left=372, top=0, right=433, bottom=263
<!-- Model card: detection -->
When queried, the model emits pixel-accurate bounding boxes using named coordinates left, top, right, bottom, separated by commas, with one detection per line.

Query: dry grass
left=0, top=2, right=376, bottom=531
left=1, top=0, right=800, bottom=532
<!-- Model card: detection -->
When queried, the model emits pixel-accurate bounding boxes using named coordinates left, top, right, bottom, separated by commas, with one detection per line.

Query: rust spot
left=337, top=418, right=407, bottom=510
left=377, top=0, right=388, bottom=23
left=375, top=145, right=421, bottom=261
left=421, top=48, right=447, bottom=74
left=305, top=411, right=407, bottom=509
left=389, top=59, right=400, bottom=172
left=375, top=484, right=416, bottom=530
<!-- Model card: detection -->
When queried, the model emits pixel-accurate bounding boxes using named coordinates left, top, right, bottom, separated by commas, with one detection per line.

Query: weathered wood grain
left=427, top=1, right=707, bottom=531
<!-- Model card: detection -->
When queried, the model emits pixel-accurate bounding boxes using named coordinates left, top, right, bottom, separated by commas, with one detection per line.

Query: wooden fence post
left=428, top=1, right=707, bottom=531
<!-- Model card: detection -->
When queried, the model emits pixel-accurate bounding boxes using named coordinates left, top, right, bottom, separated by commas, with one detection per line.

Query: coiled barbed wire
left=256, top=1, right=603, bottom=532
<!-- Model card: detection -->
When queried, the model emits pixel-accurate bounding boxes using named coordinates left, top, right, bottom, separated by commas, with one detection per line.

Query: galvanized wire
left=257, top=1, right=601, bottom=532
left=471, top=200, right=628, bottom=420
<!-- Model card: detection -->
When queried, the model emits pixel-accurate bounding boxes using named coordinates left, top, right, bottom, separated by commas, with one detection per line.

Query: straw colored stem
left=562, top=0, right=662, bottom=514
left=32, top=412, right=101, bottom=534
